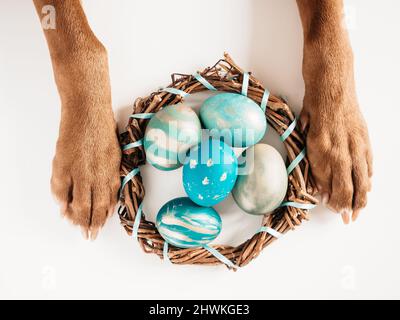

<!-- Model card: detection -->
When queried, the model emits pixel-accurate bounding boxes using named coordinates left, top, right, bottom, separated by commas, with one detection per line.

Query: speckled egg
left=156, top=197, right=222, bottom=248
left=200, top=93, right=267, bottom=147
left=144, top=104, right=201, bottom=171
left=232, top=144, right=288, bottom=215
left=183, top=138, right=238, bottom=207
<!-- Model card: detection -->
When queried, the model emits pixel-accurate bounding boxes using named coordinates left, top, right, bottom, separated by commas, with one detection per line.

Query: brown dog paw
left=299, top=33, right=373, bottom=223
left=51, top=107, right=121, bottom=239
left=49, top=45, right=121, bottom=239
left=301, top=89, right=372, bottom=223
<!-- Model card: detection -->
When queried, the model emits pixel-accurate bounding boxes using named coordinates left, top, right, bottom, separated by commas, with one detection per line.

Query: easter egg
left=232, top=144, right=288, bottom=215
left=183, top=138, right=238, bottom=207
left=144, top=104, right=201, bottom=171
left=200, top=93, right=267, bottom=147
left=156, top=197, right=222, bottom=248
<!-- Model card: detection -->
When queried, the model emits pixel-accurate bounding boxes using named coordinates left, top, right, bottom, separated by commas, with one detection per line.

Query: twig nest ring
left=119, top=53, right=319, bottom=269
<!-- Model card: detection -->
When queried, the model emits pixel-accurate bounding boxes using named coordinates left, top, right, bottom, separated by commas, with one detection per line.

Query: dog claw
left=352, top=209, right=361, bottom=222
left=107, top=208, right=114, bottom=218
left=81, top=227, right=89, bottom=240
left=341, top=211, right=351, bottom=225
left=321, top=193, right=329, bottom=205
left=90, top=228, right=99, bottom=241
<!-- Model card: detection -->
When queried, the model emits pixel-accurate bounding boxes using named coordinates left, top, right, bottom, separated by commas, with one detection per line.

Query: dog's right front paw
left=51, top=108, right=121, bottom=240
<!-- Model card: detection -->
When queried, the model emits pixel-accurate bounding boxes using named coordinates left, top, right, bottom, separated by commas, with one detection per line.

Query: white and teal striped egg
left=144, top=104, right=201, bottom=171
left=156, top=197, right=222, bottom=248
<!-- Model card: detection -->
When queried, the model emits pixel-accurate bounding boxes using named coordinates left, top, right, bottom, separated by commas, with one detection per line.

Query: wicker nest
left=119, top=53, right=318, bottom=269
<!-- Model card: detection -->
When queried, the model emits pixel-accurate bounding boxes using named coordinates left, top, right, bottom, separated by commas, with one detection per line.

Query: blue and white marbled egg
left=144, top=104, right=201, bottom=171
left=200, top=93, right=267, bottom=147
left=183, top=138, right=238, bottom=207
left=232, top=144, right=288, bottom=215
left=156, top=197, right=222, bottom=248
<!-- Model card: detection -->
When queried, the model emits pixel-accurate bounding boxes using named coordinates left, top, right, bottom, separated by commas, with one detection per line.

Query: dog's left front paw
left=300, top=94, right=373, bottom=223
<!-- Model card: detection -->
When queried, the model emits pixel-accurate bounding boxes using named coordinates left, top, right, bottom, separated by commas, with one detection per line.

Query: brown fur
left=296, top=0, right=372, bottom=223
left=33, top=0, right=372, bottom=239
left=33, top=0, right=121, bottom=239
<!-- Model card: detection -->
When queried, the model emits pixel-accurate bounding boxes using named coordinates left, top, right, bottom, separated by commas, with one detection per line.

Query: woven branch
left=118, top=53, right=318, bottom=270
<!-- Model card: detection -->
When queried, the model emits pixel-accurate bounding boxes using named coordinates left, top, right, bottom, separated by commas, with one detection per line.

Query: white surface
left=0, top=0, right=399, bottom=300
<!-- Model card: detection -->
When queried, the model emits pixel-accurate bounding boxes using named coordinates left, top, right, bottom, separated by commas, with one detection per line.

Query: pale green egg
left=232, top=144, right=288, bottom=215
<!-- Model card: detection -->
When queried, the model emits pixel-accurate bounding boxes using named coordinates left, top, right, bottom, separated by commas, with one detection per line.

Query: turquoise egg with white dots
left=156, top=197, right=222, bottom=248
left=183, top=138, right=238, bottom=207
left=144, top=104, right=201, bottom=171
left=200, top=93, right=267, bottom=147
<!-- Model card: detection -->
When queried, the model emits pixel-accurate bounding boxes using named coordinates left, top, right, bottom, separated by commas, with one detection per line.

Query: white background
left=0, top=0, right=399, bottom=300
